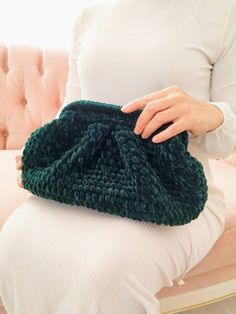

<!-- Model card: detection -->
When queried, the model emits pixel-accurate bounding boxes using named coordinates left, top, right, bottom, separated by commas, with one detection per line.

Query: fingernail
left=134, top=128, right=141, bottom=135
left=121, top=105, right=129, bottom=111
left=152, top=138, right=159, bottom=143
left=141, top=133, right=147, bottom=139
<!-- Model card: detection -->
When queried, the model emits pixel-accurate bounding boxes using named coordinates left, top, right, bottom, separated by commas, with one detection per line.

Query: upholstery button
left=3, top=130, right=8, bottom=137
left=22, top=99, right=27, bottom=105
left=4, top=66, right=9, bottom=73
left=57, top=101, right=61, bottom=108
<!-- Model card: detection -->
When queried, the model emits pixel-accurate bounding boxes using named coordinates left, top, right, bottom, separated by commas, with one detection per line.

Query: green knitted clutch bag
left=21, top=99, right=208, bottom=226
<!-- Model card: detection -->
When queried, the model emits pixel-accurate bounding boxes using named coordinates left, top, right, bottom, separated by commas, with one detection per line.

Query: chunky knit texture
left=21, top=100, right=208, bottom=226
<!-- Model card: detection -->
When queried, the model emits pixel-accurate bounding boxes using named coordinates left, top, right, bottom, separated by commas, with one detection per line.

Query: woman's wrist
left=205, top=101, right=224, bottom=133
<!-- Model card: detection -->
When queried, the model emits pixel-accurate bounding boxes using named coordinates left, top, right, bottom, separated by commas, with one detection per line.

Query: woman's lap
left=0, top=195, right=225, bottom=314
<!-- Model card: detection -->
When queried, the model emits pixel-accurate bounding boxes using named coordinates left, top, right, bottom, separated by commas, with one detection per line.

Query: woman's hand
left=121, top=85, right=224, bottom=143
left=15, top=154, right=23, bottom=188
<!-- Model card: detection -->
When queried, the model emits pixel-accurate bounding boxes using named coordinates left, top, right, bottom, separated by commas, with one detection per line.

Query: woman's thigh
left=0, top=195, right=224, bottom=314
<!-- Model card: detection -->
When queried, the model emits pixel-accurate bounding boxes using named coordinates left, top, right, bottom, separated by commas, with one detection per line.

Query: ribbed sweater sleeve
left=188, top=0, right=236, bottom=160
left=55, top=6, right=93, bottom=119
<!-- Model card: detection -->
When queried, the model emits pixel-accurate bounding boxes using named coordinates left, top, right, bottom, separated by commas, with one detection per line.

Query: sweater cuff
left=187, top=101, right=236, bottom=159
left=205, top=101, right=232, bottom=134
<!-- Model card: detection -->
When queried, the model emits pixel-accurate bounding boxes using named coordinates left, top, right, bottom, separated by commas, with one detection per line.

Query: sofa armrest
left=222, top=152, right=236, bottom=166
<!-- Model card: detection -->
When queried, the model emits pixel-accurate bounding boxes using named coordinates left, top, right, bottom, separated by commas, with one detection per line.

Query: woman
left=1, top=0, right=236, bottom=313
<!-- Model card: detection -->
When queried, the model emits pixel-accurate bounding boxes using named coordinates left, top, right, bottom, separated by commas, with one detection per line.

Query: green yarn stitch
left=21, top=99, right=208, bottom=226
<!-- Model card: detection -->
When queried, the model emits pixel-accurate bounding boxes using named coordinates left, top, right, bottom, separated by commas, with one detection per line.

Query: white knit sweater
left=56, top=0, right=236, bottom=223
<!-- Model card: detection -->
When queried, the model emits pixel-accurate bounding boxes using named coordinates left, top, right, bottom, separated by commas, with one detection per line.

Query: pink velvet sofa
left=0, top=43, right=235, bottom=314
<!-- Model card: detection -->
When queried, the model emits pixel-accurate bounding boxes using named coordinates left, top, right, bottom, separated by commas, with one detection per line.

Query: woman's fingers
left=133, top=99, right=172, bottom=134
left=152, top=118, right=186, bottom=143
left=15, top=154, right=22, bottom=170
left=15, top=154, right=20, bottom=162
left=121, top=85, right=179, bottom=113
left=15, top=154, right=23, bottom=187
left=17, top=171, right=23, bottom=188
left=16, top=159, right=22, bottom=170
left=16, top=160, right=22, bottom=170
left=138, top=106, right=179, bottom=139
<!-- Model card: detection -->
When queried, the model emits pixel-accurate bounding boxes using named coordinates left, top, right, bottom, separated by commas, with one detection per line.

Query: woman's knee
left=74, top=251, right=161, bottom=314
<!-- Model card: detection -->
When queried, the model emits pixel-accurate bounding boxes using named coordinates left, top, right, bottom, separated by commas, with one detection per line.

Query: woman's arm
left=55, top=57, right=81, bottom=119
left=188, top=0, right=236, bottom=160
left=55, top=5, right=94, bottom=119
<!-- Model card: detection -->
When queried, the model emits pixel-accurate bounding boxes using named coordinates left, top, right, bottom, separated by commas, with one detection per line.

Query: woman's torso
left=71, top=0, right=230, bottom=224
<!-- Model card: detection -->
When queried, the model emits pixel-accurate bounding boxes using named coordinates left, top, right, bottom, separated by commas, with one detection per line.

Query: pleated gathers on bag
left=21, top=100, right=208, bottom=226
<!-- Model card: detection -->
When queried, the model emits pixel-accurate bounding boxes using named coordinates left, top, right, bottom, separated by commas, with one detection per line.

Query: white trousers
left=0, top=195, right=225, bottom=314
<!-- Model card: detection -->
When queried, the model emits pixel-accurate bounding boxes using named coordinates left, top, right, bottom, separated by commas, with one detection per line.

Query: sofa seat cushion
left=209, top=159, right=236, bottom=231
left=222, top=152, right=236, bottom=167
left=183, top=159, right=236, bottom=277
left=156, top=159, right=236, bottom=298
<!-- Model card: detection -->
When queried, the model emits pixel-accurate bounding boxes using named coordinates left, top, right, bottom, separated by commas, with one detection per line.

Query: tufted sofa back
left=0, top=43, right=68, bottom=150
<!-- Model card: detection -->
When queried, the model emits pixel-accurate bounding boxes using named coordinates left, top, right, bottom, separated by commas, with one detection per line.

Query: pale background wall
left=0, top=0, right=96, bottom=49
